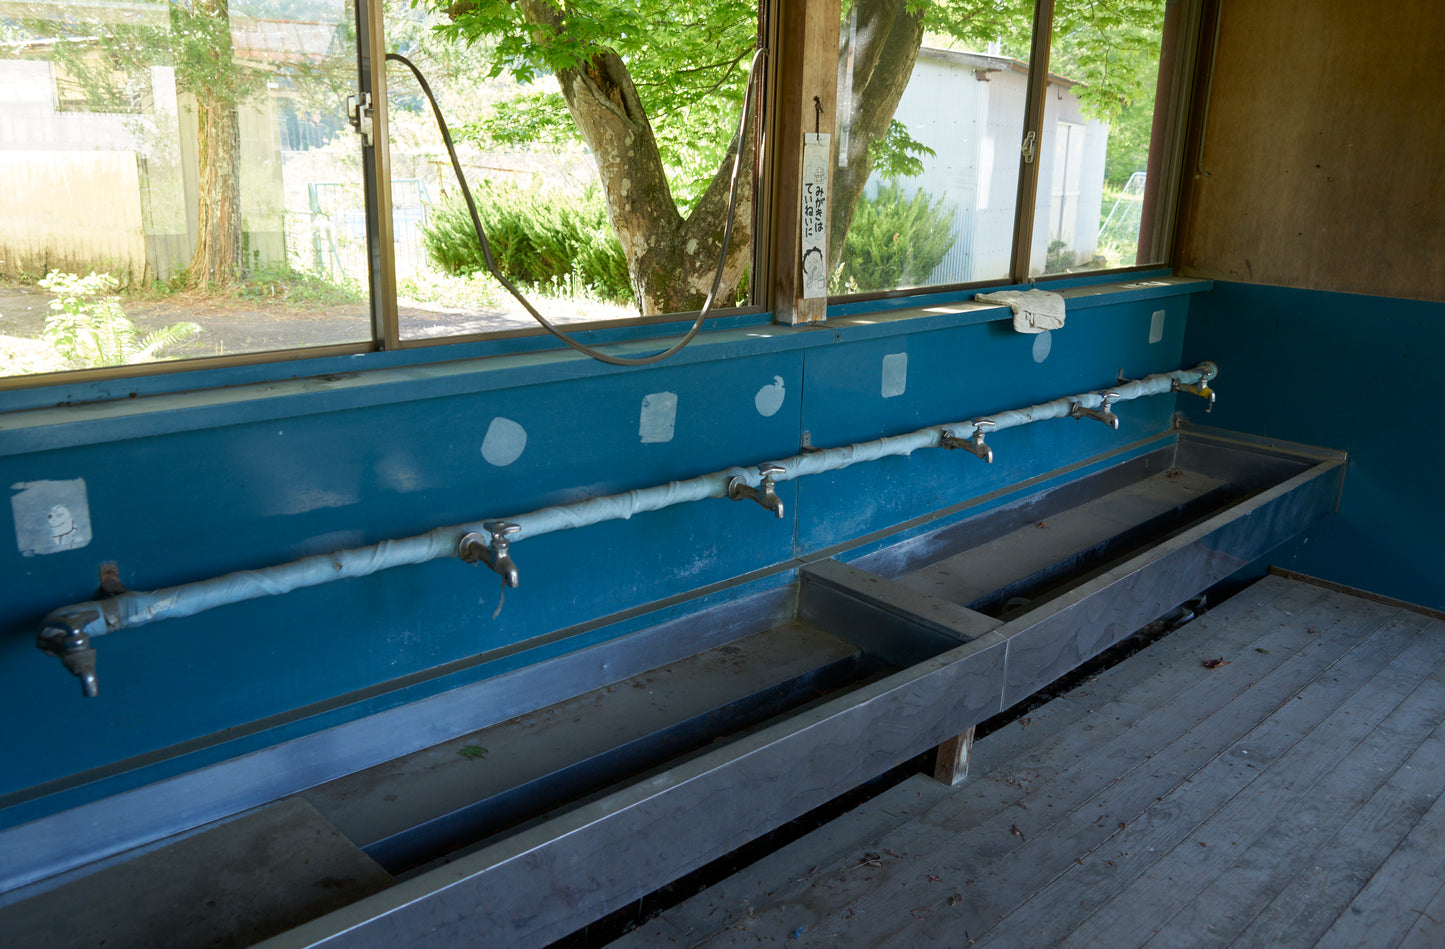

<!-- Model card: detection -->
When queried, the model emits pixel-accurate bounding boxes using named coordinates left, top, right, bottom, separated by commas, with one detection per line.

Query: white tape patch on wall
left=11, top=478, right=92, bottom=557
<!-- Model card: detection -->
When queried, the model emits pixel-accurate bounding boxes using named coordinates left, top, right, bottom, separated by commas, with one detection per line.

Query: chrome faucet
left=1172, top=377, right=1216, bottom=412
left=459, top=520, right=520, bottom=588
left=1071, top=391, right=1120, bottom=429
left=942, top=418, right=995, bottom=463
left=38, top=609, right=100, bottom=698
left=728, top=463, right=786, bottom=518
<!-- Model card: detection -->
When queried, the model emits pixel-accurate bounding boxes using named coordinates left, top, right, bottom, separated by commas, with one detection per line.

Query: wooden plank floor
left=613, top=575, right=1445, bottom=949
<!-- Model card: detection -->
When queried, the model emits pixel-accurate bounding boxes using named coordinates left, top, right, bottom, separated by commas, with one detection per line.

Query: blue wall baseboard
left=1182, top=281, right=1445, bottom=613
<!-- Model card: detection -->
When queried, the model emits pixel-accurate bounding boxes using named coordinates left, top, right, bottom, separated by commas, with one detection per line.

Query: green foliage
left=832, top=183, right=956, bottom=293
left=397, top=270, right=503, bottom=311
left=870, top=120, right=937, bottom=183
left=922, top=0, right=1166, bottom=125
left=439, top=0, right=1167, bottom=236
left=435, top=0, right=757, bottom=209
left=922, top=0, right=1036, bottom=58
left=423, top=181, right=634, bottom=306
left=456, top=744, right=488, bottom=760
left=238, top=264, right=367, bottom=307
left=1102, top=96, right=1155, bottom=187
left=37, top=271, right=200, bottom=369
left=1045, top=239, right=1077, bottom=272
left=1049, top=0, right=1167, bottom=125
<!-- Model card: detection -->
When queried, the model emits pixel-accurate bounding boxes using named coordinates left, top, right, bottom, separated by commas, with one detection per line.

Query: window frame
left=0, top=0, right=1202, bottom=392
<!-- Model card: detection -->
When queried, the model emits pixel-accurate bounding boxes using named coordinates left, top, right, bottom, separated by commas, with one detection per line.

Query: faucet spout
left=459, top=520, right=521, bottom=588
left=942, top=418, right=995, bottom=463
left=1071, top=391, right=1120, bottom=429
left=38, top=610, right=101, bottom=698
left=728, top=463, right=786, bottom=518
left=1172, top=378, right=1217, bottom=412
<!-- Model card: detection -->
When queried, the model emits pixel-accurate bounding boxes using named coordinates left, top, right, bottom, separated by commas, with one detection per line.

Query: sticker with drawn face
left=11, top=479, right=92, bottom=556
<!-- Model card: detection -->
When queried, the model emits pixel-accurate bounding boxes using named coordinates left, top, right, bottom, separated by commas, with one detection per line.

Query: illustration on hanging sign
left=801, top=132, right=831, bottom=299
left=11, top=478, right=92, bottom=557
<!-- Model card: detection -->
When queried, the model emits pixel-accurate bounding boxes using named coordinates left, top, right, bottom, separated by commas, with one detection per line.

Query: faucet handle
left=482, top=520, right=520, bottom=545
left=942, top=420, right=995, bottom=462
left=459, top=521, right=517, bottom=564
left=728, top=464, right=787, bottom=518
left=1100, top=390, right=1120, bottom=406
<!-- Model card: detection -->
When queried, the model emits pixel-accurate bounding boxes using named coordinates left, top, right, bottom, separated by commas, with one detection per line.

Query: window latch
left=346, top=92, right=374, bottom=147
left=1021, top=130, right=1036, bottom=164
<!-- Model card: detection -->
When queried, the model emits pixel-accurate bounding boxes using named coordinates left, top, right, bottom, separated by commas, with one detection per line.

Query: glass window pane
left=1032, top=0, right=1170, bottom=277
left=832, top=2, right=1036, bottom=295
left=385, top=0, right=758, bottom=341
left=1, top=0, right=370, bottom=380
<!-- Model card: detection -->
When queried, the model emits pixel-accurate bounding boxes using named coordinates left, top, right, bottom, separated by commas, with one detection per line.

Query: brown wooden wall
left=1174, top=0, right=1445, bottom=302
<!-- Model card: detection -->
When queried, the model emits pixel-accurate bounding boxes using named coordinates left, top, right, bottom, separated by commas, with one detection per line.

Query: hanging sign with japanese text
left=801, top=132, right=830, bottom=298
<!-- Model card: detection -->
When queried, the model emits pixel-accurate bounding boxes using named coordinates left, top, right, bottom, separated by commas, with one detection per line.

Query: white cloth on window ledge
left=975, top=289, right=1066, bottom=334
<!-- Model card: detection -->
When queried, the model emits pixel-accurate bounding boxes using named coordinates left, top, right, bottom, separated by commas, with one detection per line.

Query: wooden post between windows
left=770, top=0, right=841, bottom=325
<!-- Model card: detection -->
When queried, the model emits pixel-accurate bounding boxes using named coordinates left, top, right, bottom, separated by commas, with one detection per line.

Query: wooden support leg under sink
left=933, top=726, right=977, bottom=786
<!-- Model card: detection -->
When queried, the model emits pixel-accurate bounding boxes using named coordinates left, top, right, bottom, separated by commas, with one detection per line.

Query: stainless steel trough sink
left=252, top=425, right=1342, bottom=949
left=0, top=425, right=1345, bottom=949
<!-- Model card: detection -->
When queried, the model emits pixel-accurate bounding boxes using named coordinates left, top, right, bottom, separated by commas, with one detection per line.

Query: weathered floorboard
left=617, top=577, right=1336, bottom=947
left=1136, top=619, right=1445, bottom=949
left=1044, top=614, right=1444, bottom=949
left=879, top=601, right=1414, bottom=948
left=614, top=578, right=1445, bottom=949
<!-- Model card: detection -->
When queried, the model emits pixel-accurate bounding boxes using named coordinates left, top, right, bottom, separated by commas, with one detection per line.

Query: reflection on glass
left=0, top=0, right=369, bottom=379
left=832, top=3, right=1034, bottom=294
left=384, top=0, right=757, bottom=340
left=1034, top=1, right=1169, bottom=276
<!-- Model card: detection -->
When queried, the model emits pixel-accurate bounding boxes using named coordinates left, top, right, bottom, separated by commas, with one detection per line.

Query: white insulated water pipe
left=38, top=362, right=1217, bottom=692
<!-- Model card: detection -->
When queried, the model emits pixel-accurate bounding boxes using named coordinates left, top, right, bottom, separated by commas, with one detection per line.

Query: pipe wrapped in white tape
left=51, top=362, right=1216, bottom=638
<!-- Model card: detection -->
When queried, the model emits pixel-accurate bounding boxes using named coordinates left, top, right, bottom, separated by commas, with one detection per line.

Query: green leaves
left=434, top=0, right=756, bottom=207
left=422, top=180, right=634, bottom=305
left=870, top=120, right=937, bottom=183
left=37, top=271, right=200, bottom=369
left=1049, top=0, right=1167, bottom=123
left=832, top=182, right=956, bottom=293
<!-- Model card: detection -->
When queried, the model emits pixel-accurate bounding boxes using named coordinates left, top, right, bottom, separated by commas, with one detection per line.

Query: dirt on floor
left=0, top=282, right=638, bottom=369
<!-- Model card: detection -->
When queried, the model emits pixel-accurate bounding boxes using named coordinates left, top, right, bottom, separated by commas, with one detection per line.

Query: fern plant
left=38, top=271, right=200, bottom=369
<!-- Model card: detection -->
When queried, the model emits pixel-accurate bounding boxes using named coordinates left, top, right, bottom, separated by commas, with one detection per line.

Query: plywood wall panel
left=1176, top=0, right=1445, bottom=301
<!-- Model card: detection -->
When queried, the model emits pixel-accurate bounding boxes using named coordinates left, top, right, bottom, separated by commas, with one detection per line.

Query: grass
left=236, top=264, right=366, bottom=307
left=397, top=268, right=503, bottom=311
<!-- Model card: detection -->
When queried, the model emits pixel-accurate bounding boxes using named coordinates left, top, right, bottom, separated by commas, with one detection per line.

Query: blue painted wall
left=0, top=279, right=1200, bottom=825
left=1182, top=281, right=1445, bottom=612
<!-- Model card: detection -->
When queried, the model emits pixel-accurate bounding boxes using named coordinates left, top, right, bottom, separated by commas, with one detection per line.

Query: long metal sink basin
left=0, top=425, right=1345, bottom=949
